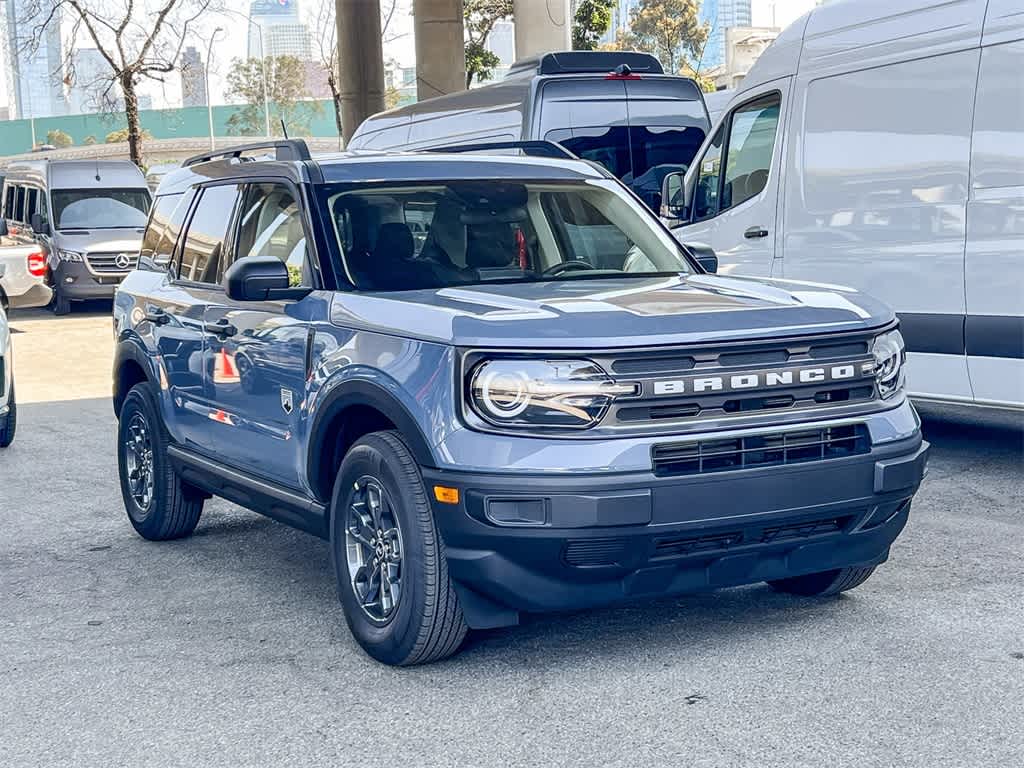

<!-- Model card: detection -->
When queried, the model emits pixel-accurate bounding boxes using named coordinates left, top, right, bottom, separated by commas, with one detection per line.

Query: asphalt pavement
left=1, top=305, right=1022, bottom=767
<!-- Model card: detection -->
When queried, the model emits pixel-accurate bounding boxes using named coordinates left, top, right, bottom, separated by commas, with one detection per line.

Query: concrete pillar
left=513, top=0, right=571, bottom=61
left=336, top=0, right=386, bottom=145
left=414, top=0, right=467, bottom=100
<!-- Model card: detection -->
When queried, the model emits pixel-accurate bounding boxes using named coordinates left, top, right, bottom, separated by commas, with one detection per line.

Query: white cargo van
left=662, top=0, right=1023, bottom=411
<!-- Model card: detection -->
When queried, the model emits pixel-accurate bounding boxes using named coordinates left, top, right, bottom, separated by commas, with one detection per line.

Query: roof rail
left=508, top=51, right=665, bottom=77
left=183, top=139, right=312, bottom=167
left=420, top=140, right=577, bottom=160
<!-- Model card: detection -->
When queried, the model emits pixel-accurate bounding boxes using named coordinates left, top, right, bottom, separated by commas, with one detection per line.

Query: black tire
left=330, top=430, right=467, bottom=666
left=768, top=566, right=877, bottom=597
left=52, top=288, right=71, bottom=316
left=0, top=382, right=16, bottom=448
left=117, top=382, right=203, bottom=540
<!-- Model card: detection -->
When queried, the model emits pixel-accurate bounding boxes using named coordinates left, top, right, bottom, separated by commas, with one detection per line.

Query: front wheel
left=52, top=288, right=71, bottom=316
left=0, top=383, right=16, bottom=447
left=768, top=566, right=877, bottom=597
left=331, top=431, right=467, bottom=666
left=117, top=383, right=204, bottom=540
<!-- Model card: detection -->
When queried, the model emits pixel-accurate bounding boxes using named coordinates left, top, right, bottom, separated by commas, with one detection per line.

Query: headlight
left=871, top=329, right=906, bottom=398
left=468, top=359, right=637, bottom=430
left=57, top=249, right=84, bottom=262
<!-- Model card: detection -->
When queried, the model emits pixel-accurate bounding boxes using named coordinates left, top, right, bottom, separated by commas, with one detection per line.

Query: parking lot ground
left=1, top=306, right=1022, bottom=767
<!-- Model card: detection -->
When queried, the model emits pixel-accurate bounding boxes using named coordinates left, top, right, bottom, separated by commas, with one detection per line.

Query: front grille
left=653, top=530, right=743, bottom=557
left=564, top=538, right=627, bottom=567
left=651, top=424, right=871, bottom=478
left=86, top=252, right=138, bottom=273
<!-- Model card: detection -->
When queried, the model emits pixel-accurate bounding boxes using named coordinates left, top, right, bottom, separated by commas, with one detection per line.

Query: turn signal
left=433, top=486, right=460, bottom=505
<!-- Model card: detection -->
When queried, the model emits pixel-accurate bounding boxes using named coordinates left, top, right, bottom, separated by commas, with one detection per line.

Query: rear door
left=202, top=180, right=319, bottom=490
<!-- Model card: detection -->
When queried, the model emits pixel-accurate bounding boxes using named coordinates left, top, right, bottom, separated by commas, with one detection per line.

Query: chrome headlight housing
left=871, top=329, right=906, bottom=399
left=57, top=249, right=84, bottom=262
left=468, top=359, right=637, bottom=430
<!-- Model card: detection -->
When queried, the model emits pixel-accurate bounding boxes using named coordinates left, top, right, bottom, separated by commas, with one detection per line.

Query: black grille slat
left=652, top=424, right=870, bottom=477
left=564, top=538, right=627, bottom=567
left=87, top=252, right=138, bottom=273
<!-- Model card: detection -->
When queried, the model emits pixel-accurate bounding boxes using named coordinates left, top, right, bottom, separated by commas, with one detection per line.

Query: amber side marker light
left=433, top=486, right=460, bottom=504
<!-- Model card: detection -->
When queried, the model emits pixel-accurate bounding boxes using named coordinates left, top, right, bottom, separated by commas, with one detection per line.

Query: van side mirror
left=660, top=171, right=690, bottom=222
left=684, top=243, right=718, bottom=273
left=30, top=212, right=48, bottom=235
left=224, top=256, right=312, bottom=302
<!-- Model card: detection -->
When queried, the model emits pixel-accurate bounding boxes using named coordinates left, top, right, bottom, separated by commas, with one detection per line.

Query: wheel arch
left=306, top=379, right=437, bottom=504
left=113, top=338, right=159, bottom=415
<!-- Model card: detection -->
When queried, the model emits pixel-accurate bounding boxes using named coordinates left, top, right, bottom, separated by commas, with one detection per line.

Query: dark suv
left=113, top=140, right=929, bottom=665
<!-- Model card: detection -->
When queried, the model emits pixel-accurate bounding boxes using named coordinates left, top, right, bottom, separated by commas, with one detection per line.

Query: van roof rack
left=183, top=139, right=311, bottom=167
left=508, top=51, right=664, bottom=78
left=421, top=140, right=577, bottom=160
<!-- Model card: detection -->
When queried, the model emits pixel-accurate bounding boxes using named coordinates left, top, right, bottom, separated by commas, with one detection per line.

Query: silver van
left=348, top=51, right=711, bottom=212
left=661, top=0, right=1023, bottom=412
left=0, top=160, right=152, bottom=314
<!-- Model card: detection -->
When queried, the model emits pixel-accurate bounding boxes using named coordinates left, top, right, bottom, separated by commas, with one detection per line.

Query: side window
left=693, top=126, right=724, bottom=221
left=26, top=188, right=38, bottom=219
left=140, top=191, right=195, bottom=269
left=722, top=95, right=781, bottom=210
left=14, top=186, right=26, bottom=221
left=232, top=183, right=310, bottom=287
left=176, top=184, right=238, bottom=284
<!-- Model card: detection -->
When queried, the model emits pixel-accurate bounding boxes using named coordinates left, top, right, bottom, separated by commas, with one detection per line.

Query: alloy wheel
left=345, top=476, right=404, bottom=622
left=124, top=412, right=155, bottom=512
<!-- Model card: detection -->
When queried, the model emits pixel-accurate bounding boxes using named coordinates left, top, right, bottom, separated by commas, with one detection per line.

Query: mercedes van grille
left=651, top=424, right=870, bottom=477
left=86, top=252, right=138, bottom=274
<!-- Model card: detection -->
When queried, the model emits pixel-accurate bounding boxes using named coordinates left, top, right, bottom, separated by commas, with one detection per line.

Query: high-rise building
left=248, top=0, right=312, bottom=60
left=487, top=20, right=516, bottom=67
left=180, top=46, right=208, bottom=107
left=701, top=0, right=753, bottom=70
left=68, top=48, right=111, bottom=115
left=4, top=0, right=68, bottom=119
left=600, top=0, right=641, bottom=46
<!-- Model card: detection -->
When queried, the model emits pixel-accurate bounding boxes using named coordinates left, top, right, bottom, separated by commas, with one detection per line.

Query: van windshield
left=51, top=188, right=151, bottom=230
left=546, top=126, right=706, bottom=210
left=325, top=180, right=694, bottom=292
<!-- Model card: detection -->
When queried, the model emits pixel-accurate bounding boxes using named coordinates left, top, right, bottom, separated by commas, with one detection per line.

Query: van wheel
left=331, top=430, right=467, bottom=666
left=52, top=289, right=71, bottom=316
left=768, top=566, right=877, bottom=597
left=117, top=383, right=204, bottom=540
left=0, top=383, right=16, bottom=448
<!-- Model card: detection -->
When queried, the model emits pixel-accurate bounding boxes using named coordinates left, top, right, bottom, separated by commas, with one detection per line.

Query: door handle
left=206, top=318, right=237, bottom=338
left=143, top=307, right=169, bottom=325
left=744, top=226, right=769, bottom=239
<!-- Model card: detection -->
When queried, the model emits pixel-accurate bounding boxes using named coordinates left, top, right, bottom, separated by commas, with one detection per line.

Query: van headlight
left=871, top=329, right=906, bottom=398
left=57, top=249, right=84, bottom=262
left=468, top=359, right=637, bottom=430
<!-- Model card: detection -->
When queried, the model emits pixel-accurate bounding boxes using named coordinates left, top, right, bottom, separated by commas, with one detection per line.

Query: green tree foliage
left=464, top=0, right=512, bottom=88
left=225, top=55, right=323, bottom=137
left=623, top=0, right=709, bottom=74
left=106, top=127, right=153, bottom=143
left=573, top=0, right=616, bottom=50
left=46, top=129, right=74, bottom=148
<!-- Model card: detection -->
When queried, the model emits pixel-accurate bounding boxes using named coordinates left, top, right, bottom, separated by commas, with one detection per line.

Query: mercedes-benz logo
left=114, top=253, right=132, bottom=270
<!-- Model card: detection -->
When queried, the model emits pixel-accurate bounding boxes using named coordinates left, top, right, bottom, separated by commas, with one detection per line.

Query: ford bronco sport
left=113, top=140, right=929, bottom=665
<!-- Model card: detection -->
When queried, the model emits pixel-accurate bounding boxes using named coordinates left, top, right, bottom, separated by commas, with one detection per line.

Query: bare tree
left=22, top=0, right=219, bottom=166
left=311, top=0, right=405, bottom=136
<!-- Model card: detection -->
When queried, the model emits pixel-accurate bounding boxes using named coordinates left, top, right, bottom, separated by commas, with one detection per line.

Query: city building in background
left=248, top=0, right=312, bottom=59
left=487, top=19, right=516, bottom=67
left=711, top=25, right=779, bottom=89
left=4, top=0, right=68, bottom=119
left=180, top=46, right=208, bottom=108
left=68, top=48, right=110, bottom=114
left=701, top=0, right=753, bottom=70
left=600, top=0, right=640, bottom=46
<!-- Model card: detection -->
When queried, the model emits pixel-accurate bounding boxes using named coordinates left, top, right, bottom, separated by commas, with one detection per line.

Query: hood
left=55, top=228, right=144, bottom=253
left=330, top=275, right=895, bottom=349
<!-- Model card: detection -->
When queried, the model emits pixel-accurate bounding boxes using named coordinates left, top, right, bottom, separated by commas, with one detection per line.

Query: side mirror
left=30, top=212, right=48, bottom=235
left=660, top=171, right=690, bottom=222
left=685, top=243, right=718, bottom=274
left=224, top=256, right=312, bottom=302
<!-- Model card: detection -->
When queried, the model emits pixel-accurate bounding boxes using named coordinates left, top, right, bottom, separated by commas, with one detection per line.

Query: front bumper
left=53, top=261, right=124, bottom=300
left=423, top=434, right=929, bottom=629
left=8, top=282, right=53, bottom=309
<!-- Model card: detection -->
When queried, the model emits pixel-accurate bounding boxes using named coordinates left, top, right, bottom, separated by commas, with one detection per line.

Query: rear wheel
left=330, top=430, right=467, bottom=666
left=117, top=382, right=203, bottom=540
left=768, top=566, right=877, bottom=597
left=0, top=383, right=16, bottom=448
left=52, top=288, right=71, bottom=316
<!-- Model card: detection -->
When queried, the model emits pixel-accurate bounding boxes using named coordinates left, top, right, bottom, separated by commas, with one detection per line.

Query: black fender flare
left=306, top=379, right=438, bottom=502
left=112, top=336, right=159, bottom=414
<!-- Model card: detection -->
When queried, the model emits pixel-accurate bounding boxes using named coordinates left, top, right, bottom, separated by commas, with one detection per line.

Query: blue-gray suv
left=113, top=140, right=929, bottom=665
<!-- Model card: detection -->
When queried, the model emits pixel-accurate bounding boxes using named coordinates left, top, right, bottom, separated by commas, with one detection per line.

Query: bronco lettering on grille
left=651, top=362, right=874, bottom=396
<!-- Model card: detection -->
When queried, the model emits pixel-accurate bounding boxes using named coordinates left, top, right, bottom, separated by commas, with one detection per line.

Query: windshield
left=52, top=188, right=151, bottom=230
left=325, top=180, right=693, bottom=292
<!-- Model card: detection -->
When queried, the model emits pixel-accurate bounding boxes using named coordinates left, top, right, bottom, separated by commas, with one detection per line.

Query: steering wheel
left=541, top=260, right=593, bottom=277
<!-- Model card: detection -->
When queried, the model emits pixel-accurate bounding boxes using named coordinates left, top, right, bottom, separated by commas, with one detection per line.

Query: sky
left=0, top=0, right=820, bottom=114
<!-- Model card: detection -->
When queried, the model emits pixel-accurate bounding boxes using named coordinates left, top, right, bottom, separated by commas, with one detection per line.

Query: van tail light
left=27, top=250, right=47, bottom=277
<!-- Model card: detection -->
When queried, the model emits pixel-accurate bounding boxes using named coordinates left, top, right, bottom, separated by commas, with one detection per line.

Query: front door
left=671, top=80, right=789, bottom=278
left=203, top=181, right=317, bottom=490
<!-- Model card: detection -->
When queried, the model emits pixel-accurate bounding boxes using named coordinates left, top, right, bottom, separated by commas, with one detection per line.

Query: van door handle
left=744, top=226, right=769, bottom=239
left=206, top=318, right=237, bottom=338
